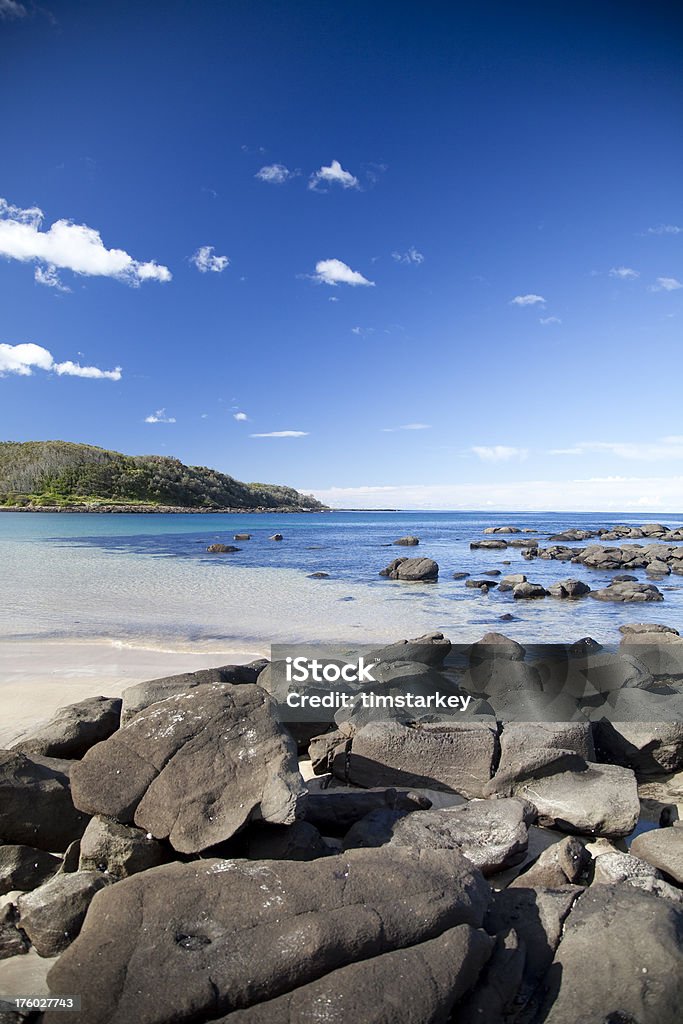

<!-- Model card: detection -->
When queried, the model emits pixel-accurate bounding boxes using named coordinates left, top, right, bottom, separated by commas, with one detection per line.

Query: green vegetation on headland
left=0, top=441, right=328, bottom=512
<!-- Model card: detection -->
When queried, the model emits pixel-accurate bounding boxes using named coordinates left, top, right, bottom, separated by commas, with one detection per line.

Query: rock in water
left=379, top=557, right=439, bottom=581
left=11, top=697, right=122, bottom=759
left=70, top=683, right=305, bottom=853
left=206, top=543, right=240, bottom=553
left=45, top=847, right=491, bottom=1024
left=0, top=751, right=90, bottom=852
left=392, top=535, right=420, bottom=545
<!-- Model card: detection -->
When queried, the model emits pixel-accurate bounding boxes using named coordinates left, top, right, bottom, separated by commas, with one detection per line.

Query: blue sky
left=1, top=0, right=682, bottom=510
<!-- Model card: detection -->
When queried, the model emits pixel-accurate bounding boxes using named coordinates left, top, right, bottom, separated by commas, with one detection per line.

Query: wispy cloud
left=190, top=246, right=229, bottom=273
left=510, top=294, right=545, bottom=306
left=0, top=197, right=171, bottom=285
left=233, top=411, right=248, bottom=421
left=255, top=163, right=297, bottom=184
left=550, top=437, right=683, bottom=460
left=351, top=326, right=374, bottom=336
left=651, top=276, right=682, bottom=292
left=308, top=160, right=359, bottom=192
left=539, top=316, right=561, bottom=325
left=647, top=224, right=682, bottom=235
left=145, top=409, right=176, bottom=423
left=609, top=266, right=639, bottom=279
left=391, top=247, right=424, bottom=265
left=34, top=265, right=71, bottom=292
left=249, top=430, right=309, bottom=438
left=0, top=0, right=26, bottom=19
left=313, top=258, right=374, bottom=287
left=382, top=423, right=431, bottom=433
left=0, top=342, right=121, bottom=380
left=471, top=445, right=528, bottom=462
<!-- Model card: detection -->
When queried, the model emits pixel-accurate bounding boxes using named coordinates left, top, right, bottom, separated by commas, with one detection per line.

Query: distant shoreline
left=0, top=504, right=332, bottom=515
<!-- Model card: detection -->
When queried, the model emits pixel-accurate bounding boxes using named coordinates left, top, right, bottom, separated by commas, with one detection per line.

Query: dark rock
left=568, top=636, right=602, bottom=656
left=499, top=613, right=515, bottom=622
left=120, top=663, right=264, bottom=722
left=343, top=798, right=533, bottom=877
left=509, top=835, right=589, bottom=888
left=513, top=581, right=547, bottom=599
left=11, top=697, right=122, bottom=760
left=0, top=751, right=89, bottom=853
left=453, top=571, right=470, bottom=579
left=379, top=557, right=439, bottom=581
left=46, top=847, right=492, bottom=1023
left=0, top=903, right=29, bottom=960
left=367, top=631, right=452, bottom=668
left=0, top=846, right=61, bottom=896
left=537, top=885, right=683, bottom=1023
left=547, top=578, right=591, bottom=598
left=498, top=573, right=527, bottom=592
left=614, top=573, right=638, bottom=582
left=455, top=928, right=524, bottom=1024
left=470, top=632, right=525, bottom=662
left=392, top=535, right=420, bottom=546
left=482, top=569, right=502, bottom=576
left=590, top=581, right=664, bottom=602
left=216, top=925, right=494, bottom=1024
left=630, top=828, right=683, bottom=884
left=16, top=871, right=112, bottom=957
left=243, top=821, right=328, bottom=861
left=269, top=533, right=284, bottom=541
left=307, top=571, right=329, bottom=578
left=206, top=544, right=240, bottom=553
left=302, top=787, right=432, bottom=835
left=234, top=534, right=251, bottom=540
left=70, top=684, right=304, bottom=854
left=620, top=622, right=680, bottom=637
left=331, top=721, right=499, bottom=797
left=466, top=579, right=497, bottom=590
left=593, top=721, right=683, bottom=774
left=470, top=539, right=508, bottom=550
left=78, top=816, right=167, bottom=878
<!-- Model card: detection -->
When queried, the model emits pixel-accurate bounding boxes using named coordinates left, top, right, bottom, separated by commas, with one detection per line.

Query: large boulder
left=509, top=835, right=589, bottom=888
left=11, top=697, right=122, bottom=760
left=16, top=871, right=112, bottom=957
left=547, top=578, right=591, bottom=598
left=78, top=816, right=167, bottom=878
left=330, top=721, right=499, bottom=797
left=592, top=849, right=683, bottom=903
left=590, top=581, right=664, bottom=602
left=343, top=798, right=533, bottom=876
left=367, top=631, right=452, bottom=668
left=46, top=847, right=491, bottom=1024
left=538, top=886, right=683, bottom=1023
left=630, top=828, right=683, bottom=885
left=486, top=755, right=639, bottom=838
left=0, top=845, right=61, bottom=896
left=0, top=751, right=89, bottom=852
left=213, top=925, right=493, bottom=1024
left=512, top=581, right=547, bottom=599
left=302, top=787, right=432, bottom=835
left=70, top=684, right=304, bottom=854
left=392, top=535, right=420, bottom=546
left=121, top=663, right=263, bottom=722
left=593, top=721, right=683, bottom=773
left=379, top=557, right=439, bottom=581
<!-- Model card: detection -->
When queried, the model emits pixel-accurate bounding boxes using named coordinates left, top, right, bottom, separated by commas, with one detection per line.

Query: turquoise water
left=1, top=510, right=682, bottom=648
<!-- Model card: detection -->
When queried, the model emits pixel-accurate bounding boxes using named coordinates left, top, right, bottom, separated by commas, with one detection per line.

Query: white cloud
left=249, top=430, right=309, bottom=438
left=307, top=476, right=683, bottom=512
left=382, top=423, right=431, bottom=433
left=651, top=276, right=682, bottom=292
left=0, top=0, right=26, bottom=18
left=233, top=411, right=248, bottom=421
left=0, top=342, right=121, bottom=380
left=351, top=326, right=374, bottom=336
left=510, top=294, right=545, bottom=306
left=0, top=197, right=171, bottom=285
left=34, top=265, right=71, bottom=292
left=609, top=266, right=639, bottom=279
left=471, top=445, right=529, bottom=462
left=391, top=247, right=424, bottom=265
left=313, top=258, right=374, bottom=287
left=552, top=438, right=683, bottom=461
left=647, top=224, right=682, bottom=235
left=255, top=164, right=296, bottom=184
left=539, top=316, right=561, bottom=325
left=308, top=159, right=359, bottom=192
left=145, top=409, right=176, bottom=423
left=190, top=246, right=229, bottom=273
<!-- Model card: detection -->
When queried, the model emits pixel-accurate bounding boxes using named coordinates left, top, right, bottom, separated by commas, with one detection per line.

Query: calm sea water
left=2, top=510, right=682, bottom=648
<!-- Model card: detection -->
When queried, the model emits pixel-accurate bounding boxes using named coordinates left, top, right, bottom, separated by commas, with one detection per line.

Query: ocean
left=2, top=510, right=682, bottom=651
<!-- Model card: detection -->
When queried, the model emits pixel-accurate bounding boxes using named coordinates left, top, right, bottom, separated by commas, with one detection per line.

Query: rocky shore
left=1, top=628, right=682, bottom=1023
left=0, top=504, right=329, bottom=515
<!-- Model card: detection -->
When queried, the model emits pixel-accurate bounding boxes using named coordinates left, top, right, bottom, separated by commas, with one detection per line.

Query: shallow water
left=1, top=510, right=682, bottom=650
